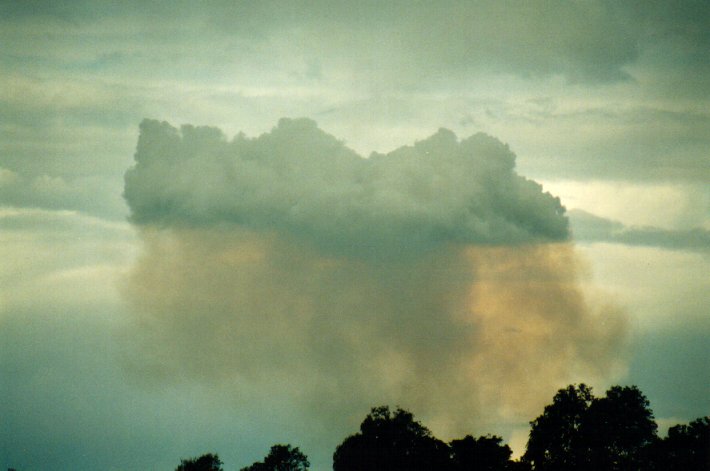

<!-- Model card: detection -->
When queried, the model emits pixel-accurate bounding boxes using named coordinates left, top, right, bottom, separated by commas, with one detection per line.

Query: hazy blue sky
left=1, top=2, right=708, bottom=470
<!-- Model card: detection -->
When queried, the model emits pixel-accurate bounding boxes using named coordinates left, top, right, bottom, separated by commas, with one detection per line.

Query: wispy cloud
left=569, top=209, right=710, bottom=252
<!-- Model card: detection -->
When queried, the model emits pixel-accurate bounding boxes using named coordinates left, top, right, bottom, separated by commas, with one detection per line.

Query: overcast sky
left=1, top=2, right=708, bottom=470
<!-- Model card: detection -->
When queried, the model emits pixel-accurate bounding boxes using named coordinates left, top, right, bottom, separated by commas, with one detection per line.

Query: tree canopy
left=332, top=406, right=451, bottom=471
left=649, top=416, right=710, bottom=471
left=240, top=444, right=310, bottom=471
left=175, top=453, right=223, bottom=471
left=580, top=385, right=657, bottom=470
left=523, top=383, right=594, bottom=471
left=523, top=384, right=659, bottom=471
left=170, top=385, right=707, bottom=471
left=449, top=434, right=514, bottom=471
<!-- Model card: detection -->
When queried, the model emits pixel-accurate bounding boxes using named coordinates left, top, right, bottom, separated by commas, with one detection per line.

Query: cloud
left=538, top=180, right=710, bottom=230
left=0, top=207, right=136, bottom=311
left=121, top=119, right=626, bottom=439
left=0, top=2, right=648, bottom=85
left=2, top=2, right=708, bottom=467
left=511, top=107, right=710, bottom=182
left=124, top=118, right=568, bottom=258
left=3, top=2, right=707, bottom=189
left=569, top=209, right=710, bottom=252
left=0, top=167, right=128, bottom=219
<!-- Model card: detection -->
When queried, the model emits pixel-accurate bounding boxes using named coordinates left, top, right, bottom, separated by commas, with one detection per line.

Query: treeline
left=175, top=383, right=709, bottom=471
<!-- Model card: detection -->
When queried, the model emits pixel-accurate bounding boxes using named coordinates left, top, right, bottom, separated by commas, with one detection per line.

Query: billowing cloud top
left=125, top=118, right=567, bottom=257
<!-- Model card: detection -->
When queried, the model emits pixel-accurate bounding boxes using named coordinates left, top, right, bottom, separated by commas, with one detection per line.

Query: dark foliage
left=649, top=416, right=710, bottom=471
left=332, top=406, right=450, bottom=471
left=169, top=385, right=705, bottom=471
left=579, top=385, right=657, bottom=470
left=240, top=444, right=310, bottom=471
left=523, top=384, right=594, bottom=471
left=523, top=384, right=660, bottom=471
left=450, top=434, right=513, bottom=471
left=175, top=453, right=223, bottom=471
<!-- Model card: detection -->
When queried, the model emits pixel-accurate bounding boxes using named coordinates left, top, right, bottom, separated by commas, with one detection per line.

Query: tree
left=240, top=444, right=309, bottom=471
left=649, top=416, right=710, bottom=471
left=579, top=385, right=657, bottom=471
left=450, top=434, right=513, bottom=471
left=175, top=453, right=223, bottom=471
left=332, top=406, right=450, bottom=471
left=522, top=384, right=594, bottom=471
left=523, top=384, right=659, bottom=471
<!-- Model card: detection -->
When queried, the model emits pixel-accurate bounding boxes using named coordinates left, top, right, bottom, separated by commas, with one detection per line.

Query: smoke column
left=122, top=118, right=626, bottom=436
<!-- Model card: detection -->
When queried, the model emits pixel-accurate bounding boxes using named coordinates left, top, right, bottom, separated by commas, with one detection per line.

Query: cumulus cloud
left=125, top=118, right=568, bottom=257
left=121, top=119, right=626, bottom=438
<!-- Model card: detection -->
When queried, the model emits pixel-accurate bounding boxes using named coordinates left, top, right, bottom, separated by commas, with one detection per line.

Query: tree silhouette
left=449, top=434, right=513, bottom=471
left=579, top=385, right=657, bottom=471
left=240, top=444, right=309, bottom=471
left=165, top=384, right=694, bottom=471
left=523, top=384, right=594, bottom=471
left=332, top=406, right=450, bottom=471
left=175, top=453, right=223, bottom=471
left=649, top=416, right=710, bottom=471
left=523, top=384, right=659, bottom=471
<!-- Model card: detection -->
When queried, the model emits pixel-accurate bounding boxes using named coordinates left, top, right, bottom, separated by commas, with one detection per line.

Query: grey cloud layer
left=124, top=118, right=568, bottom=258
left=569, top=209, right=710, bottom=252
left=0, top=169, right=127, bottom=219
left=0, top=1, right=681, bottom=84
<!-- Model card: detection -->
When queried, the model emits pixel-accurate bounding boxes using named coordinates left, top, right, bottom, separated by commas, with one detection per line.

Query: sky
left=1, top=1, right=709, bottom=470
